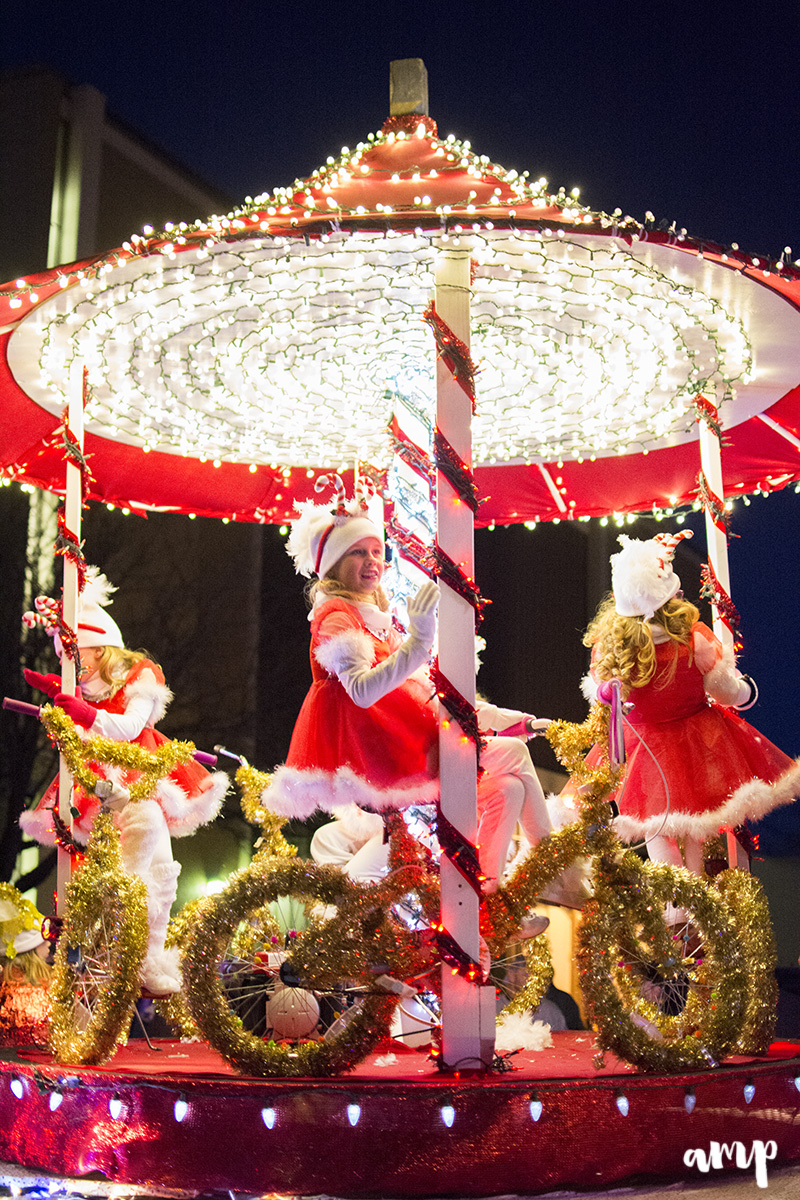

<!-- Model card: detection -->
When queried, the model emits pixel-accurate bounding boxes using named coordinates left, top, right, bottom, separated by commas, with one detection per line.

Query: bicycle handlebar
left=3, top=696, right=217, bottom=766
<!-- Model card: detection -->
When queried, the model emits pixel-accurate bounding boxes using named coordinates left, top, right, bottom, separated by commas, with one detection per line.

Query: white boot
left=140, top=860, right=182, bottom=995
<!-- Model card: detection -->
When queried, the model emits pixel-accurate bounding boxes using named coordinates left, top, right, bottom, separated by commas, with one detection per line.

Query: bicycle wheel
left=48, top=814, right=149, bottom=1066
left=711, top=867, right=778, bottom=1055
left=181, top=856, right=401, bottom=1076
left=578, top=854, right=748, bottom=1072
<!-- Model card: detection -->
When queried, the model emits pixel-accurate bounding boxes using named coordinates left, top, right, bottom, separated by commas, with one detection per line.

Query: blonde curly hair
left=92, top=645, right=154, bottom=687
left=584, top=593, right=700, bottom=695
left=306, top=576, right=390, bottom=612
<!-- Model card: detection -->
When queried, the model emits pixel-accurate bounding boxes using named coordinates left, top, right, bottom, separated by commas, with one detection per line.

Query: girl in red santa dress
left=582, top=530, right=799, bottom=875
left=261, top=481, right=577, bottom=923
left=21, top=568, right=228, bottom=994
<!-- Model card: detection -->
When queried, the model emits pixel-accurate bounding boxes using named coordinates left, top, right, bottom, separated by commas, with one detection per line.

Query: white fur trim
left=261, top=763, right=439, bottom=821
left=495, top=1012, right=553, bottom=1052
left=332, top=803, right=385, bottom=841
left=613, top=758, right=800, bottom=842
left=580, top=672, right=598, bottom=705
left=314, top=628, right=375, bottom=676
left=155, top=771, right=228, bottom=837
left=123, top=671, right=173, bottom=724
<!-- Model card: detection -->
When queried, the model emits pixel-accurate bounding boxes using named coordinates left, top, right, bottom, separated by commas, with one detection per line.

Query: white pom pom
left=285, top=502, right=335, bottom=577
left=495, top=1011, right=553, bottom=1052
left=81, top=566, right=117, bottom=609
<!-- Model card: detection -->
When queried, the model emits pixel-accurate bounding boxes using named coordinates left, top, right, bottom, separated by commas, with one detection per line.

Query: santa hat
left=611, top=530, right=693, bottom=620
left=286, top=475, right=383, bottom=580
left=0, top=887, right=45, bottom=959
left=22, top=566, right=124, bottom=651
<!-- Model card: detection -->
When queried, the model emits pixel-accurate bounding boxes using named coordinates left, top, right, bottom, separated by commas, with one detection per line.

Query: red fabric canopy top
left=1, top=112, right=799, bottom=524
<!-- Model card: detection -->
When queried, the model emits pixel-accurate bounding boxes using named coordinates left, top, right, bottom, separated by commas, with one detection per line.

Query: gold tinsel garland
left=0, top=882, right=43, bottom=960
left=48, top=813, right=149, bottom=1065
left=40, top=705, right=197, bottom=803
left=711, top=868, right=778, bottom=1055
left=578, top=855, right=748, bottom=1072
left=180, top=856, right=398, bottom=1076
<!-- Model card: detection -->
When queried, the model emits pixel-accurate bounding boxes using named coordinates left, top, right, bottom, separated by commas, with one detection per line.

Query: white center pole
left=435, top=247, right=495, bottom=1069
left=56, top=359, right=84, bottom=915
left=697, top=401, right=748, bottom=869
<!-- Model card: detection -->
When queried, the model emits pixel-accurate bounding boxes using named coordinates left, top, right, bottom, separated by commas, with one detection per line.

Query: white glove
left=405, top=581, right=439, bottom=649
left=333, top=583, right=438, bottom=709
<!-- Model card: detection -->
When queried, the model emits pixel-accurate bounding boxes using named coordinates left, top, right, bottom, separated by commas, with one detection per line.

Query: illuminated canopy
left=2, top=113, right=800, bottom=524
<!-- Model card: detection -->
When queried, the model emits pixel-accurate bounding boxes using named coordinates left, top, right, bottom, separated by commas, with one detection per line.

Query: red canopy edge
left=3, top=323, right=798, bottom=526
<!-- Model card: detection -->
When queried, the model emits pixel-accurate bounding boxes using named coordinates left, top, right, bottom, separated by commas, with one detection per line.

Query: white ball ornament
left=264, top=984, right=320, bottom=1039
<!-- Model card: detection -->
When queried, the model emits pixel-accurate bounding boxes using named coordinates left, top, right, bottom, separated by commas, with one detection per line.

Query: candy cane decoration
left=693, top=394, right=736, bottom=653
left=432, top=249, right=496, bottom=1069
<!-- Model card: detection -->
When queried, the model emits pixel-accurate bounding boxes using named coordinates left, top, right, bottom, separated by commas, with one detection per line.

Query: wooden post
left=56, top=359, right=84, bottom=914
left=435, top=248, right=495, bottom=1069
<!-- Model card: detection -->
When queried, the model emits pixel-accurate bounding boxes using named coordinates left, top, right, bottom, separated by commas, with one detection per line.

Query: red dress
left=266, top=599, right=439, bottom=820
left=610, top=634, right=794, bottom=842
left=20, top=659, right=226, bottom=844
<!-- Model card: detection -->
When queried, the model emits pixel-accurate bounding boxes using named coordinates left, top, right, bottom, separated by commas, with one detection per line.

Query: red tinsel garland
left=432, top=925, right=484, bottom=983
left=54, top=505, right=88, bottom=593
left=700, top=560, right=742, bottom=648
left=696, top=470, right=736, bottom=537
left=430, top=660, right=486, bottom=765
left=692, top=393, right=726, bottom=443
left=434, top=808, right=485, bottom=895
left=388, top=416, right=436, bottom=487
left=431, top=544, right=491, bottom=625
left=423, top=301, right=478, bottom=412
left=433, top=427, right=481, bottom=514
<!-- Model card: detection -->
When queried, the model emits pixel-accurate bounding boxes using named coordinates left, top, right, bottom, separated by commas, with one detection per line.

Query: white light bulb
left=174, top=1094, right=188, bottom=1122
left=346, top=1103, right=361, bottom=1127
left=261, top=1106, right=276, bottom=1128
left=440, top=1105, right=455, bottom=1127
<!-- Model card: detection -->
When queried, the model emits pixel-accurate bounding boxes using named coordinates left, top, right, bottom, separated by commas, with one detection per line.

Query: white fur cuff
left=314, top=628, right=375, bottom=677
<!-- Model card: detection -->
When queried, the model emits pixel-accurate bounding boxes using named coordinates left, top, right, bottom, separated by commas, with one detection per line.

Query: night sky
left=3, top=4, right=799, bottom=762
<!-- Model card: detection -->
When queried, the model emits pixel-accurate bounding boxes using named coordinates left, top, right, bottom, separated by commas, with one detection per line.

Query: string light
left=108, top=1092, right=123, bottom=1119
left=743, top=1082, right=755, bottom=1104
left=440, top=1104, right=455, bottom=1127
left=261, top=1106, right=276, bottom=1128
left=346, top=1103, right=361, bottom=1127
left=173, top=1093, right=188, bottom=1122
left=615, top=1091, right=630, bottom=1117
left=9, top=1075, right=24, bottom=1100
left=684, top=1088, right=696, bottom=1114
left=529, top=1095, right=543, bottom=1122
left=49, top=1088, right=63, bottom=1112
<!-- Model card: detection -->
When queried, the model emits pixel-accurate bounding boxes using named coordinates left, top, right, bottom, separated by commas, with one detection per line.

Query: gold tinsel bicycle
left=25, top=700, right=777, bottom=1075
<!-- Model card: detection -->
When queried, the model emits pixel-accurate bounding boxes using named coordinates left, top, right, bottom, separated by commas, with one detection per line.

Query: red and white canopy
left=2, top=112, right=799, bottom=524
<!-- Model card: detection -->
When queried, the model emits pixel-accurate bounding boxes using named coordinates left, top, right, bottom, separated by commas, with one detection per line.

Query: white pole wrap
left=56, top=359, right=85, bottom=914
left=435, top=248, right=496, bottom=1070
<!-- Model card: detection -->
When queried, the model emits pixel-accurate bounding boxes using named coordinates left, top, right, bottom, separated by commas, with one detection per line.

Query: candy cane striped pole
left=435, top=248, right=495, bottom=1069
left=695, top=395, right=748, bottom=869
left=56, top=360, right=85, bottom=915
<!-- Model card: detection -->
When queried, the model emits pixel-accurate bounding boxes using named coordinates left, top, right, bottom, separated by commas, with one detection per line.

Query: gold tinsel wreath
left=711, top=867, right=778, bottom=1055
left=578, top=856, right=748, bottom=1072
left=48, top=813, right=149, bottom=1065
left=40, top=705, right=197, bottom=803
left=180, top=856, right=397, bottom=1077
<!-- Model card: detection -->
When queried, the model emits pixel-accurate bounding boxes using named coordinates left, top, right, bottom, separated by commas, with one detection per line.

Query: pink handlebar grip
left=3, top=697, right=41, bottom=718
left=192, top=750, right=218, bottom=766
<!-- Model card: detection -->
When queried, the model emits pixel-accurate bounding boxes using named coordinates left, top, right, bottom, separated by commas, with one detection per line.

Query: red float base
left=2, top=1035, right=800, bottom=1197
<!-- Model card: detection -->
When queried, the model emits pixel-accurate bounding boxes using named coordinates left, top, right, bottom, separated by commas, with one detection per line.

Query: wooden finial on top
left=390, top=59, right=428, bottom=116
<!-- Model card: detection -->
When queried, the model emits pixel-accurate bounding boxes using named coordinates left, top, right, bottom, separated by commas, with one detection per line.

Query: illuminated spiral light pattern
left=15, top=231, right=753, bottom=471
